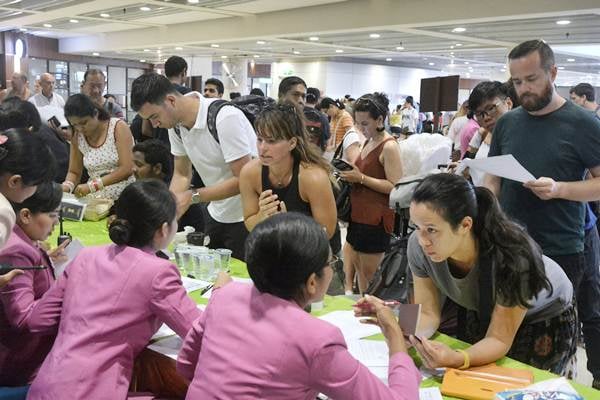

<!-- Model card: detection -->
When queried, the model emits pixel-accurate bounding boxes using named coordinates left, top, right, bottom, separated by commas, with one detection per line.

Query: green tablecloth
left=50, top=220, right=600, bottom=399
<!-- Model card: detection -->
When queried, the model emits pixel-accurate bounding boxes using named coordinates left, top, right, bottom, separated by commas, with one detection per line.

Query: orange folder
left=441, top=364, right=534, bottom=400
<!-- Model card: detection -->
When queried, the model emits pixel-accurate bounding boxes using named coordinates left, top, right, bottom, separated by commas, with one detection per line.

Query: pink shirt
left=459, top=118, right=480, bottom=158
left=23, top=244, right=201, bottom=400
left=0, top=225, right=55, bottom=385
left=177, top=282, right=421, bottom=400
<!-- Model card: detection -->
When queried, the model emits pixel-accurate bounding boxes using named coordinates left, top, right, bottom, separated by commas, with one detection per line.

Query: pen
left=353, top=300, right=401, bottom=309
left=200, top=284, right=214, bottom=295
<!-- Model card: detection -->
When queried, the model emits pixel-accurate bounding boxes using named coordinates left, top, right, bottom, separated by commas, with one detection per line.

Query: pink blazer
left=177, top=282, right=421, bottom=400
left=23, top=244, right=201, bottom=400
left=0, top=225, right=55, bottom=385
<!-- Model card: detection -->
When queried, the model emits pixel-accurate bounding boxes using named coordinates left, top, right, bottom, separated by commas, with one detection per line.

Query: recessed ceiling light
left=188, top=0, right=200, bottom=3
left=309, top=36, right=319, bottom=41
left=93, top=52, right=100, bottom=56
left=335, top=49, right=344, bottom=53
left=175, top=46, right=183, bottom=50
left=100, top=13, right=110, bottom=18
left=567, top=58, right=575, bottom=62
left=450, top=52, right=454, bottom=55
left=140, top=6, right=151, bottom=11
left=211, top=44, right=220, bottom=48
left=455, top=43, right=463, bottom=47
left=143, top=49, right=150, bottom=52
left=43, top=23, right=52, bottom=28
left=449, top=64, right=456, bottom=67
left=450, top=46, right=455, bottom=49
left=396, top=46, right=404, bottom=50
left=558, top=66, right=565, bottom=69
left=253, top=55, right=260, bottom=58
left=423, top=57, right=428, bottom=60
left=256, top=40, right=266, bottom=45
left=428, top=62, right=435, bottom=66
left=556, top=20, right=571, bottom=25
left=157, top=50, right=161, bottom=53
left=19, top=28, right=27, bottom=31
left=386, top=58, right=392, bottom=61
left=452, top=27, right=466, bottom=33
left=500, top=69, right=506, bottom=72
left=293, top=51, right=301, bottom=55
left=466, top=73, right=471, bottom=77
left=464, top=61, right=469, bottom=64
left=140, top=59, right=146, bottom=62
left=221, top=55, right=228, bottom=59
left=69, top=19, right=79, bottom=23
left=369, top=33, right=381, bottom=38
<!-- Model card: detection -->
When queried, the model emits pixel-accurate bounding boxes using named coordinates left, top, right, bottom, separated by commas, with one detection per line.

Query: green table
left=52, top=220, right=600, bottom=399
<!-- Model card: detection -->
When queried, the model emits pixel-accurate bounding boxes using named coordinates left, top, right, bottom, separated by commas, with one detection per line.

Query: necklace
left=270, top=168, right=292, bottom=188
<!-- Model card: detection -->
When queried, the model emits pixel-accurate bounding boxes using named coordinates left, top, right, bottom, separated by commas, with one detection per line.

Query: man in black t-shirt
left=165, top=56, right=192, bottom=95
left=485, top=40, right=600, bottom=388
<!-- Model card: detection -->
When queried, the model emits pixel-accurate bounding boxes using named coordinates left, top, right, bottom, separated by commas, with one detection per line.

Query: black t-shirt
left=489, top=101, right=600, bottom=255
left=36, top=126, right=69, bottom=183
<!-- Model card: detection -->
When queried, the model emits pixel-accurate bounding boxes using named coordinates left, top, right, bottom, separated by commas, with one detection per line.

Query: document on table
left=181, top=276, right=211, bottom=293
left=148, top=335, right=183, bottom=361
left=318, top=310, right=381, bottom=341
left=53, top=239, right=84, bottom=277
left=457, top=154, right=535, bottom=183
left=347, top=339, right=389, bottom=367
left=201, top=276, right=253, bottom=299
left=419, top=387, right=443, bottom=400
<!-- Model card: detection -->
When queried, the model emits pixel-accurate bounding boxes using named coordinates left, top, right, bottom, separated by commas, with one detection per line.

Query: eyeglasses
left=474, top=100, right=504, bottom=120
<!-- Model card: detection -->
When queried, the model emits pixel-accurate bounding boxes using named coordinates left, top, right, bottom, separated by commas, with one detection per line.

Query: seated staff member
left=0, top=182, right=65, bottom=386
left=177, top=212, right=420, bottom=399
left=62, top=94, right=135, bottom=200
left=408, top=173, right=576, bottom=376
left=0, top=129, right=56, bottom=286
left=23, top=180, right=202, bottom=399
left=338, top=93, right=403, bottom=292
left=239, top=103, right=340, bottom=253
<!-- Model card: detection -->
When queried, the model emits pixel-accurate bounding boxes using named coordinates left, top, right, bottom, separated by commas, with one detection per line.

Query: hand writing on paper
left=523, top=177, right=561, bottom=200
left=353, top=294, right=406, bottom=355
left=409, top=336, right=464, bottom=369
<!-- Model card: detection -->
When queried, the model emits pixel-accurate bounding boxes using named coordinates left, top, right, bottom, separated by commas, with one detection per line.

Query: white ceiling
left=1, top=0, right=600, bottom=86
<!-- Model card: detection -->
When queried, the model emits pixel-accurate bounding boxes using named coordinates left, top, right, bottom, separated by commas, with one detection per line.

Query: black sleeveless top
left=261, top=157, right=341, bottom=253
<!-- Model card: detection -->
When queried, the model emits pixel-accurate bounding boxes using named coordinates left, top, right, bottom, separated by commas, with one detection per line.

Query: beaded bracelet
left=63, top=180, right=75, bottom=193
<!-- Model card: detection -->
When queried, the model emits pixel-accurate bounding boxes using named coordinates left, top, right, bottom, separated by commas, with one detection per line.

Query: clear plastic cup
left=214, top=248, right=232, bottom=272
left=174, top=245, right=194, bottom=277
left=192, top=252, right=217, bottom=282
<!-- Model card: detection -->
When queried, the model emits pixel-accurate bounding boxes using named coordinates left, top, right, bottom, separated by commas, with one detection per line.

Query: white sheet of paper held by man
left=461, top=155, right=535, bottom=183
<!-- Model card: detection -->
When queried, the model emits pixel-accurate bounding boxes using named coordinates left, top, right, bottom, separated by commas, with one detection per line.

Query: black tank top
left=261, top=157, right=311, bottom=215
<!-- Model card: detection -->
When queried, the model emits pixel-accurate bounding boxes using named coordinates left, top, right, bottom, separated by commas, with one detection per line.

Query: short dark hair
left=467, top=81, right=509, bottom=112
left=249, top=88, right=265, bottom=96
left=405, top=96, right=414, bottom=106
left=164, top=56, right=188, bottom=78
left=320, top=97, right=344, bottom=110
left=508, top=40, right=555, bottom=72
left=353, top=92, right=390, bottom=120
left=83, top=68, right=105, bottom=82
left=130, top=73, right=178, bottom=112
left=205, top=78, right=224, bottom=95
left=570, top=83, right=596, bottom=102
left=64, top=93, right=110, bottom=122
left=0, top=98, right=42, bottom=131
left=0, top=128, right=56, bottom=186
left=229, top=92, right=241, bottom=100
left=109, top=180, right=176, bottom=248
left=13, top=181, right=62, bottom=214
left=245, top=212, right=329, bottom=302
left=278, top=76, right=306, bottom=99
left=306, top=87, right=321, bottom=105
left=132, top=139, right=173, bottom=178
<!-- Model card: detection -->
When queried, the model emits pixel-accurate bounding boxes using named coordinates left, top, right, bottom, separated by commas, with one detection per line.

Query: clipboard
left=441, top=364, right=534, bottom=400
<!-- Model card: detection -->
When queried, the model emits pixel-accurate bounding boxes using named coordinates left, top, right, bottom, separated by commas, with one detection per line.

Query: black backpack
left=365, top=235, right=411, bottom=303
left=205, top=95, right=275, bottom=143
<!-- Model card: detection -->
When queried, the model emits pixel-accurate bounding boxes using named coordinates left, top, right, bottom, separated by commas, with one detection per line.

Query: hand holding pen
left=352, top=294, right=407, bottom=354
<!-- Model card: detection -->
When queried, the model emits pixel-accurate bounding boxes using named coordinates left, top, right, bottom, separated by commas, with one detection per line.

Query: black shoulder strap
left=478, top=252, right=494, bottom=331
left=206, top=100, right=231, bottom=144
left=333, top=131, right=350, bottom=160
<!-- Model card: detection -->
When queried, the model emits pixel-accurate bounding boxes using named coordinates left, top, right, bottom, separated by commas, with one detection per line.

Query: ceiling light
left=221, top=55, right=228, bottom=59
left=556, top=20, right=571, bottom=25
left=100, top=13, right=110, bottom=18
left=309, top=36, right=319, bottom=41
left=396, top=46, right=404, bottom=50
left=19, top=28, right=27, bottom=32
left=428, top=62, right=435, bottom=66
left=466, top=73, right=471, bottom=77
left=253, top=55, right=260, bottom=58
left=455, top=43, right=463, bottom=47
left=386, top=58, right=392, bottom=61
left=211, top=44, right=220, bottom=48
left=449, top=64, right=456, bottom=67
left=188, top=0, right=200, bottom=3
left=369, top=33, right=381, bottom=38
left=500, top=68, right=506, bottom=72
left=293, top=50, right=301, bottom=55
left=140, top=6, right=151, bottom=11
left=143, top=49, right=150, bottom=52
left=464, top=61, right=469, bottom=64
left=450, top=46, right=455, bottom=49
left=452, top=27, right=466, bottom=33
left=157, top=50, right=161, bottom=53
left=69, top=19, right=79, bottom=23
left=175, top=46, right=183, bottom=50
left=335, top=49, right=344, bottom=53
left=93, top=52, right=100, bottom=56
left=7, top=0, right=22, bottom=4
left=567, top=58, right=575, bottom=62
left=43, top=23, right=52, bottom=28
left=140, top=59, right=146, bottom=62
left=558, top=66, right=565, bottom=69
left=256, top=40, right=266, bottom=45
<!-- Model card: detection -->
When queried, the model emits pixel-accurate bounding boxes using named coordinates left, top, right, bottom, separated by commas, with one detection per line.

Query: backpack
left=303, top=107, right=325, bottom=150
left=365, top=235, right=411, bottom=303
left=331, top=133, right=352, bottom=222
left=206, top=95, right=275, bottom=143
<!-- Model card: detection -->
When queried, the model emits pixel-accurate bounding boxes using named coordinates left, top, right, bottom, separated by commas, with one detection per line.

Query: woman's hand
left=47, top=238, right=71, bottom=264
left=338, top=163, right=362, bottom=184
left=213, top=271, right=233, bottom=289
left=257, top=190, right=286, bottom=222
left=74, top=183, right=90, bottom=198
left=353, top=294, right=406, bottom=354
left=409, top=336, right=464, bottom=369
left=0, top=270, right=23, bottom=288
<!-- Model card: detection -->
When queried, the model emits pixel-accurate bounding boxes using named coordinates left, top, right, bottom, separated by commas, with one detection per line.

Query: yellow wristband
left=457, top=349, right=470, bottom=370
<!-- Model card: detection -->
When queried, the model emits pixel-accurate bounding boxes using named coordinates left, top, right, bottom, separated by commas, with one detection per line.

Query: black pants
left=204, top=213, right=248, bottom=261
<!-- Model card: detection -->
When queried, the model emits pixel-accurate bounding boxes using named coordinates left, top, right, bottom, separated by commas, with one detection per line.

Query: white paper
left=201, top=276, right=252, bottom=299
left=151, top=324, right=176, bottom=340
left=181, top=276, right=211, bottom=293
left=148, top=335, right=183, bottom=360
left=53, top=239, right=84, bottom=277
left=318, top=311, right=381, bottom=341
left=347, top=339, right=389, bottom=367
left=460, top=155, right=535, bottom=183
left=419, top=387, right=443, bottom=400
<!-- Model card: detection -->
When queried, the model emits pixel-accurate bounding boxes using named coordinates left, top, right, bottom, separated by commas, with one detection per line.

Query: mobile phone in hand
left=332, top=158, right=354, bottom=172
left=48, top=116, right=61, bottom=128
left=0, top=265, right=47, bottom=273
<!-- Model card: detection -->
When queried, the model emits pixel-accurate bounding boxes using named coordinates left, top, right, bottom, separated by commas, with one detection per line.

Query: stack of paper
left=318, top=310, right=381, bottom=341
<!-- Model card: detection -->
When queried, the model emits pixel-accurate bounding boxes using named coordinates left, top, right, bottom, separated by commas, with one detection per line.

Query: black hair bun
left=109, top=218, right=132, bottom=245
left=372, top=92, right=390, bottom=109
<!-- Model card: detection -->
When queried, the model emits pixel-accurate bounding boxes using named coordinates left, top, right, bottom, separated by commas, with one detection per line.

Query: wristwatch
left=191, top=190, right=201, bottom=204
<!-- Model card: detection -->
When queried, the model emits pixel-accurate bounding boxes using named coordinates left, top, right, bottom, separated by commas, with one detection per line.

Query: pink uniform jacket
left=24, top=244, right=201, bottom=399
left=0, top=225, right=55, bottom=385
left=177, top=282, right=421, bottom=400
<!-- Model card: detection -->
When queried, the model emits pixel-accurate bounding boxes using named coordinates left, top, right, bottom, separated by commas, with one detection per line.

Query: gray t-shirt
left=407, top=233, right=572, bottom=323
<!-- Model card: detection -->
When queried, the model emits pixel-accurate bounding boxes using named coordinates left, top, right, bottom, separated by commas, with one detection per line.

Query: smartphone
left=0, top=265, right=47, bottom=273
left=48, top=116, right=61, bottom=128
left=332, top=158, right=354, bottom=172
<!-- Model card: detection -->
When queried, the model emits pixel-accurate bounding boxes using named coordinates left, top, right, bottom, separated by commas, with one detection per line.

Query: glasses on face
left=474, top=100, right=504, bottom=120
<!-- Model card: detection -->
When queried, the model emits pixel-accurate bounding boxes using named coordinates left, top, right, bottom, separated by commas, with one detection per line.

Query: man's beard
left=519, top=81, right=553, bottom=112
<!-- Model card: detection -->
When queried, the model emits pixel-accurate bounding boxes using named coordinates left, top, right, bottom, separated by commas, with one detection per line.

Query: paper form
left=458, top=154, right=535, bottom=183
left=318, top=310, right=381, bottom=341
left=53, top=239, right=84, bottom=277
left=346, top=339, right=389, bottom=367
left=419, top=387, right=443, bottom=400
left=148, top=335, right=183, bottom=360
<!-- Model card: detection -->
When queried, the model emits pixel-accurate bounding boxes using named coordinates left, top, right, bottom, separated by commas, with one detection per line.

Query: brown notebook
left=441, top=364, right=534, bottom=400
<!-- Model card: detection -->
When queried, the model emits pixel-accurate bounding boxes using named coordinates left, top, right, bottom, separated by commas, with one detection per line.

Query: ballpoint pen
left=353, top=300, right=401, bottom=309
left=200, top=284, right=214, bottom=295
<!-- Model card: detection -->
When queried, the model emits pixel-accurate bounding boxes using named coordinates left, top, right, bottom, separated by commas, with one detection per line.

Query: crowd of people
left=0, top=38, right=599, bottom=398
